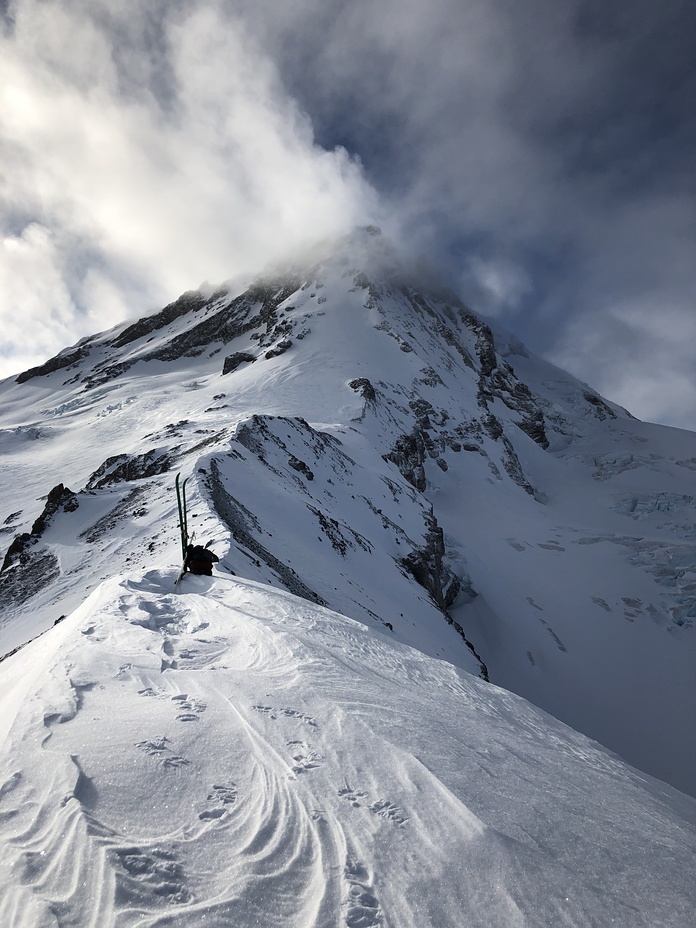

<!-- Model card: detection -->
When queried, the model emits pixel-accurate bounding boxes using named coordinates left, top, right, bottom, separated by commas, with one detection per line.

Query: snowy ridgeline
left=0, top=570, right=694, bottom=928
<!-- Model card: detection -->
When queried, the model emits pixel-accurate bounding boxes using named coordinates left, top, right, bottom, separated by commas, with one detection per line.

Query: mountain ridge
left=1, top=227, right=694, bottom=796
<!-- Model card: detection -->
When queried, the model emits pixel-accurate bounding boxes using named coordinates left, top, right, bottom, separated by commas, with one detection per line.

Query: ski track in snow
left=0, top=569, right=695, bottom=927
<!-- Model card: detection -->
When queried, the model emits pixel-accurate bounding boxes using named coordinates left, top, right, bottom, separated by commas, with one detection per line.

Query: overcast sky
left=1, top=0, right=694, bottom=430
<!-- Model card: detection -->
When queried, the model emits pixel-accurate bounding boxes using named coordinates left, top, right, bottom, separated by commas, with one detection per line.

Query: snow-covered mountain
left=1, top=226, right=695, bottom=925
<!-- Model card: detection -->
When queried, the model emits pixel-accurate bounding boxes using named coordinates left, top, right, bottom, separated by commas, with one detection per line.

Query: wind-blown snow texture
left=1, top=227, right=695, bottom=924
left=1, top=570, right=694, bottom=927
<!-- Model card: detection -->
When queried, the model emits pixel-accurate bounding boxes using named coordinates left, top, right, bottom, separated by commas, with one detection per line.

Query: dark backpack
left=185, top=544, right=219, bottom=575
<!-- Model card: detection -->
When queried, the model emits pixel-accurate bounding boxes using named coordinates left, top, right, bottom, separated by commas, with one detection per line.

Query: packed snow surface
left=1, top=569, right=694, bottom=927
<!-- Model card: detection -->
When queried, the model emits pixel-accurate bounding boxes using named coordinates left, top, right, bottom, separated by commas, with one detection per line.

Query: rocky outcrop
left=29, top=484, right=79, bottom=539
left=582, top=391, right=617, bottom=420
left=401, top=515, right=460, bottom=610
left=222, top=352, right=256, bottom=375
left=383, top=429, right=431, bottom=492
left=0, top=483, right=79, bottom=607
left=86, top=449, right=176, bottom=490
left=83, top=276, right=304, bottom=388
left=265, top=339, right=292, bottom=359
left=401, top=510, right=489, bottom=680
left=111, top=290, right=208, bottom=348
left=1, top=483, right=78, bottom=571
left=15, top=346, right=91, bottom=384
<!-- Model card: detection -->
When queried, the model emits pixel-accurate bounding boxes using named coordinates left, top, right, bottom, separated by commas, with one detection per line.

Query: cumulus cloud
left=0, top=0, right=377, bottom=378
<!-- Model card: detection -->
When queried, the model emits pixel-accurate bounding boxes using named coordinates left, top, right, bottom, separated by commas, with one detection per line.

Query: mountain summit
left=1, top=228, right=696, bottom=925
left=1, top=225, right=695, bottom=803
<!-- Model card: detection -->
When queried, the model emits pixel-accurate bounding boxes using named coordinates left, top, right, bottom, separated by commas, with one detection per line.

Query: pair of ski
left=174, top=473, right=193, bottom=588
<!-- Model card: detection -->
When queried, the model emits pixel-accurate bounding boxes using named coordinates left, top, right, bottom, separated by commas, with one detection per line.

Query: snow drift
left=1, top=570, right=694, bottom=927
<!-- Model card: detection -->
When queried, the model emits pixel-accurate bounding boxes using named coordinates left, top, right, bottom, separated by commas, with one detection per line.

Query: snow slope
left=1, top=569, right=694, bottom=927
left=1, top=226, right=695, bottom=802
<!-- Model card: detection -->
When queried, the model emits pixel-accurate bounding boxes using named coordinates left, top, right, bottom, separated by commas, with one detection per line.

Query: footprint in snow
left=369, top=799, right=408, bottom=827
left=113, top=845, right=191, bottom=904
left=163, top=754, right=190, bottom=770
left=344, top=857, right=382, bottom=928
left=171, top=693, right=207, bottom=721
left=287, top=741, right=323, bottom=776
left=338, top=786, right=368, bottom=808
left=137, top=686, right=167, bottom=699
left=135, top=737, right=170, bottom=756
left=135, top=737, right=189, bottom=769
left=252, top=705, right=318, bottom=727
left=199, top=783, right=238, bottom=821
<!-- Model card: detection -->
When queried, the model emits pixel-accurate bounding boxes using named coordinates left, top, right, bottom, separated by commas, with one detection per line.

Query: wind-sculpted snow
left=0, top=571, right=694, bottom=928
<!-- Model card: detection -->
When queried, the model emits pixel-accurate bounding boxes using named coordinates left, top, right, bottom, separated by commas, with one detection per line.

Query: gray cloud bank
left=1, top=0, right=694, bottom=429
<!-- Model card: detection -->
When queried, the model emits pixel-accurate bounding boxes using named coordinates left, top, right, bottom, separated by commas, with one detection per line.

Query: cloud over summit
left=0, top=0, right=376, bottom=377
left=1, top=0, right=694, bottom=429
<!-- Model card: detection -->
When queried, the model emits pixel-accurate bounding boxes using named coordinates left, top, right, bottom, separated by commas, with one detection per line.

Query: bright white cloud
left=0, top=0, right=377, bottom=379
left=0, top=224, right=78, bottom=377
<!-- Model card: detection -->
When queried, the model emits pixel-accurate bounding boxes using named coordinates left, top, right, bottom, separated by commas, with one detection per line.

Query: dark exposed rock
left=0, top=483, right=77, bottom=606
left=0, top=548, right=60, bottom=608
left=399, top=287, right=476, bottom=370
left=30, top=484, right=79, bottom=537
left=352, top=272, right=371, bottom=290
left=445, top=612, right=489, bottom=682
left=288, top=457, right=314, bottom=480
left=583, top=391, right=617, bottom=420
left=400, top=509, right=489, bottom=680
left=483, top=365, right=549, bottom=449
left=401, top=515, right=459, bottom=611
left=265, top=339, right=292, bottom=360
left=383, top=429, right=431, bottom=492
left=307, top=504, right=372, bottom=557
left=478, top=414, right=536, bottom=496
left=83, top=276, right=303, bottom=388
left=222, top=352, right=256, bottom=375
left=110, top=290, right=208, bottom=348
left=418, top=367, right=445, bottom=387
left=16, top=346, right=90, bottom=384
left=1, top=532, right=31, bottom=574
left=500, top=435, right=536, bottom=496
left=348, top=378, right=377, bottom=403
left=86, top=449, right=176, bottom=490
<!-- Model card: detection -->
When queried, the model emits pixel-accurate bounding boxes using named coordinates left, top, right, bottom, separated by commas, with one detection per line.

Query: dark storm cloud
left=230, top=0, right=696, bottom=427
